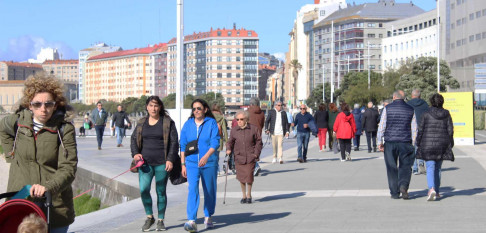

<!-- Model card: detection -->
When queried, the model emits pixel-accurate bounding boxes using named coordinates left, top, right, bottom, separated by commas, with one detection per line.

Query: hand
left=30, top=184, right=46, bottom=198
left=165, top=161, right=173, bottom=172
left=134, top=154, right=143, bottom=161
left=265, top=130, right=270, bottom=135
left=128, top=123, right=131, bottom=127
left=198, top=155, right=209, bottom=167
left=285, top=132, right=289, bottom=137
left=303, top=123, right=308, bottom=128
left=226, top=150, right=231, bottom=155
left=111, top=127, right=115, bottom=130
left=182, top=166, right=187, bottom=178
left=254, top=154, right=260, bottom=162
left=379, top=144, right=384, bottom=152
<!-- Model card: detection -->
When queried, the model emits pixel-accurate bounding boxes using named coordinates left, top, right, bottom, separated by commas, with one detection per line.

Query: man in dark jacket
left=248, top=97, right=265, bottom=175
left=264, top=101, right=289, bottom=164
left=352, top=104, right=363, bottom=151
left=112, top=105, right=131, bottom=147
left=362, top=102, right=380, bottom=153
left=91, top=101, right=109, bottom=150
left=407, top=89, right=429, bottom=175
left=377, top=90, right=417, bottom=199
left=292, top=104, right=314, bottom=163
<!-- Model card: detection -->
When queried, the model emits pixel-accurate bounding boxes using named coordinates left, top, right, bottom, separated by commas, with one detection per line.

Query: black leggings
left=339, top=139, right=352, bottom=160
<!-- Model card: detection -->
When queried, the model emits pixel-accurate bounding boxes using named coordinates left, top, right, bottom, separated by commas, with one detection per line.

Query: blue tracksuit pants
left=186, top=165, right=218, bottom=221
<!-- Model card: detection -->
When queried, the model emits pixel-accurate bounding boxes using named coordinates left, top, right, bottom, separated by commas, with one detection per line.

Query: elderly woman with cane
left=226, top=110, right=263, bottom=204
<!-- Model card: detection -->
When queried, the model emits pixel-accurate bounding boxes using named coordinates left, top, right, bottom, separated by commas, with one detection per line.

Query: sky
left=0, top=0, right=436, bottom=62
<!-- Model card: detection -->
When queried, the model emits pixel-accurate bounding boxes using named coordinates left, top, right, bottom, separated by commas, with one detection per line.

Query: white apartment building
left=382, top=10, right=438, bottom=71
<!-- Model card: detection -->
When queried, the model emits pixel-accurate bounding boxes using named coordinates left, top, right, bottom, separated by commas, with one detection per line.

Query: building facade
left=166, top=27, right=259, bottom=108
left=312, top=0, right=424, bottom=92
left=78, top=43, right=122, bottom=103
left=382, top=10, right=438, bottom=70
left=0, top=62, right=44, bottom=81
left=152, top=45, right=169, bottom=98
left=42, top=59, right=79, bottom=101
left=258, top=64, right=277, bottom=101
left=0, top=81, right=25, bottom=112
left=84, top=45, right=163, bottom=104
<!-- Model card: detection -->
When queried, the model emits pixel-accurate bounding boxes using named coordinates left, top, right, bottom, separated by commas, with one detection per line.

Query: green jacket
left=328, top=110, right=339, bottom=130
left=212, top=111, right=228, bottom=151
left=0, top=107, right=78, bottom=228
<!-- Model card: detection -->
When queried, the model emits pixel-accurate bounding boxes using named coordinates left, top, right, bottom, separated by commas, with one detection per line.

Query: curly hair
left=20, top=72, right=66, bottom=109
left=328, top=103, right=338, bottom=112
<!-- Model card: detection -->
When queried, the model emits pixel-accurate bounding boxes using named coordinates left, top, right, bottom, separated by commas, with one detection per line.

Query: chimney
left=314, top=0, right=320, bottom=4
left=233, top=23, right=236, bottom=30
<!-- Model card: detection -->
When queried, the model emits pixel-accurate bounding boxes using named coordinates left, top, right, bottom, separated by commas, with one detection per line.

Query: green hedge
left=474, top=110, right=486, bottom=130
left=73, top=193, right=101, bottom=216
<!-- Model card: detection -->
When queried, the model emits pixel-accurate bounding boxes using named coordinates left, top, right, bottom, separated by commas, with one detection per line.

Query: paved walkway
left=69, top=133, right=486, bottom=233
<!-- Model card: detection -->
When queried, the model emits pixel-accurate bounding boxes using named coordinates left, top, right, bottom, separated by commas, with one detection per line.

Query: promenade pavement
left=69, top=131, right=486, bottom=233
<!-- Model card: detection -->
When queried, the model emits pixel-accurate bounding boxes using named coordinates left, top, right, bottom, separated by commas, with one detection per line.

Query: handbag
left=185, top=123, right=204, bottom=156
left=169, top=157, right=187, bottom=185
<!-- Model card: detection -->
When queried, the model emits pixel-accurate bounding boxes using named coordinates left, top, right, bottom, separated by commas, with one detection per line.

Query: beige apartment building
left=83, top=45, right=164, bottom=104
left=0, top=62, right=43, bottom=81
left=42, top=60, right=79, bottom=84
left=166, top=27, right=259, bottom=108
left=0, top=80, right=25, bottom=112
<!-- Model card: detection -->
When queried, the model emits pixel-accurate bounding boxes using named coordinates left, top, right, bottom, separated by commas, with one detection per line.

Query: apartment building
left=166, top=27, right=259, bottom=108
left=0, top=62, right=43, bottom=81
left=84, top=44, right=164, bottom=104
left=0, top=80, right=25, bottom=112
left=258, top=64, right=277, bottom=101
left=382, top=10, right=438, bottom=70
left=42, top=59, right=79, bottom=101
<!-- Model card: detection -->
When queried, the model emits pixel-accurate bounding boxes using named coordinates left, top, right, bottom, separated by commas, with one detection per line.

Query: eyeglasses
left=31, top=101, right=56, bottom=109
left=236, top=118, right=246, bottom=121
left=300, top=108, right=306, bottom=110
left=192, top=107, right=203, bottom=112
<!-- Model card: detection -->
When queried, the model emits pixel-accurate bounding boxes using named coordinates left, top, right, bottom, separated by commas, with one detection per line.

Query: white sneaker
left=272, top=158, right=277, bottom=164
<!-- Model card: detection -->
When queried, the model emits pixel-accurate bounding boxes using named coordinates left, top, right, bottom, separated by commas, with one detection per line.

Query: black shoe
left=98, top=146, right=101, bottom=150
left=368, top=150, right=372, bottom=153
left=240, top=198, right=247, bottom=204
left=303, top=159, right=307, bottom=163
left=400, top=186, right=409, bottom=200
left=390, top=195, right=400, bottom=199
left=142, top=217, right=155, bottom=232
left=247, top=198, right=252, bottom=204
left=354, top=147, right=359, bottom=151
left=373, top=147, right=377, bottom=152
left=156, top=219, right=166, bottom=231
left=297, top=158, right=304, bottom=163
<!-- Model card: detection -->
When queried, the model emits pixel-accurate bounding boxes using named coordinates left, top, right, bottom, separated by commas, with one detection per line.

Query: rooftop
left=0, top=61, right=43, bottom=68
left=43, top=59, right=79, bottom=65
left=88, top=43, right=166, bottom=61
left=167, top=27, right=258, bottom=44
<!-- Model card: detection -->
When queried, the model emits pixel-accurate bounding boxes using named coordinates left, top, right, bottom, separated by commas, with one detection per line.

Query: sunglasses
left=236, top=118, right=246, bottom=121
left=276, top=105, right=281, bottom=106
left=192, top=107, right=203, bottom=112
left=300, top=108, right=306, bottom=110
left=31, top=101, right=56, bottom=109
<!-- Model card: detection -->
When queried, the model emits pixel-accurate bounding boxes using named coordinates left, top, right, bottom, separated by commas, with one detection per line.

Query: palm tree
left=288, top=59, right=302, bottom=108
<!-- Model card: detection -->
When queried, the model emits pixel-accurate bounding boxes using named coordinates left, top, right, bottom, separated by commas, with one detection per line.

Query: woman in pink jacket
left=333, top=102, right=356, bottom=161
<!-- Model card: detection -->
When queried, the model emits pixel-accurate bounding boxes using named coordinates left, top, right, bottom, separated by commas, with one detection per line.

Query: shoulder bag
left=185, top=122, right=204, bottom=156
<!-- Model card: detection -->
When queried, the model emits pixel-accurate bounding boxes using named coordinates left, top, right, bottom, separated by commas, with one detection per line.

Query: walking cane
left=223, top=154, right=229, bottom=204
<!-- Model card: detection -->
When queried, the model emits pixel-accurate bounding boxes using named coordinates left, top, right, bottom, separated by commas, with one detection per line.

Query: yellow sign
left=442, top=92, right=474, bottom=145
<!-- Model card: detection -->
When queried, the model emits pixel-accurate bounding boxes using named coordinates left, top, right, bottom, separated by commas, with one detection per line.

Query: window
left=227, top=31, right=232, bottom=36
left=483, top=9, right=486, bottom=16
left=217, top=31, right=221, bottom=36
left=457, top=19, right=461, bottom=26
left=477, top=11, right=481, bottom=18
left=470, top=35, right=475, bottom=42
left=451, top=23, right=455, bottom=29
left=456, top=40, right=461, bottom=46
left=367, top=34, right=375, bottom=38
left=248, top=31, right=252, bottom=36
left=470, top=13, right=474, bottom=20
left=379, top=34, right=383, bottom=38
left=483, top=32, right=486, bottom=39
left=226, top=73, right=231, bottom=78
left=451, top=3, right=455, bottom=9
left=476, top=33, right=481, bottom=40
left=462, top=18, right=466, bottom=25
left=320, top=10, right=326, bottom=16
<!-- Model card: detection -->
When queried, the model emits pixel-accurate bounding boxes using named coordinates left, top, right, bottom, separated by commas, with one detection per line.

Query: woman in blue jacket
left=181, top=99, right=220, bottom=232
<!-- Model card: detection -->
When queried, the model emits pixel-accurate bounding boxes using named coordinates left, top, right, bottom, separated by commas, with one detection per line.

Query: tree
left=395, top=57, right=459, bottom=103
left=306, top=83, right=332, bottom=111
left=334, top=71, right=390, bottom=106
left=198, top=92, right=225, bottom=112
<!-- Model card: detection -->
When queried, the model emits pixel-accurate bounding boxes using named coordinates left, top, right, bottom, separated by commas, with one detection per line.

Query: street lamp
left=436, top=0, right=440, bottom=92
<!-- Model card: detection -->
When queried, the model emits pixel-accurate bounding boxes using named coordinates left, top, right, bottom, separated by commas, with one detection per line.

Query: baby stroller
left=0, top=185, right=51, bottom=233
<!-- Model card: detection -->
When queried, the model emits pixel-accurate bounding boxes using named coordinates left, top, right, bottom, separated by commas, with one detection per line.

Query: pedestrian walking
left=328, top=103, right=339, bottom=151
left=264, top=101, right=289, bottom=164
left=226, top=110, right=263, bottom=204
left=79, top=115, right=92, bottom=137
left=415, top=93, right=454, bottom=201
left=362, top=102, right=380, bottom=153
left=112, top=105, right=131, bottom=147
left=378, top=90, right=417, bottom=199
left=283, top=104, right=294, bottom=138
left=180, top=99, right=220, bottom=232
left=333, top=102, right=356, bottom=161
left=211, top=103, right=228, bottom=176
left=352, top=103, right=363, bottom=151
left=292, top=104, right=314, bottom=163
left=0, top=73, right=77, bottom=233
left=314, top=103, right=329, bottom=152
left=407, top=89, right=429, bottom=175
left=247, top=97, right=264, bottom=175
left=130, top=96, right=179, bottom=231
left=91, top=101, right=108, bottom=150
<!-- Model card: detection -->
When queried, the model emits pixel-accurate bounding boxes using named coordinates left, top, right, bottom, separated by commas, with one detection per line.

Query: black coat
left=416, top=107, right=454, bottom=161
left=264, top=109, right=289, bottom=135
left=361, top=108, right=379, bottom=132
left=314, top=110, right=329, bottom=129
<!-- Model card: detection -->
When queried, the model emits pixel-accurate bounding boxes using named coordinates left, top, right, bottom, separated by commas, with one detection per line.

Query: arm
left=350, top=114, right=357, bottom=134
left=333, top=114, right=340, bottom=133
left=125, top=113, right=131, bottom=126
left=167, top=120, right=180, bottom=163
left=130, top=124, right=140, bottom=157
left=44, top=123, right=78, bottom=195
left=416, top=113, right=426, bottom=148
left=411, top=113, right=417, bottom=145
left=254, top=127, right=263, bottom=159
left=0, top=114, right=19, bottom=162
left=377, top=108, right=387, bottom=145
left=111, top=113, right=117, bottom=128
left=199, top=120, right=220, bottom=167
left=225, top=128, right=236, bottom=154
left=447, top=113, right=454, bottom=148
left=264, top=111, right=271, bottom=131
left=361, top=112, right=366, bottom=130
left=90, top=109, right=96, bottom=123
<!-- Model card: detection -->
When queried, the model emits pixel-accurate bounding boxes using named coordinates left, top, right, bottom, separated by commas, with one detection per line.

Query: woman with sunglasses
left=130, top=96, right=179, bottom=231
left=180, top=99, right=220, bottom=232
left=226, top=110, right=262, bottom=204
left=0, top=73, right=77, bottom=233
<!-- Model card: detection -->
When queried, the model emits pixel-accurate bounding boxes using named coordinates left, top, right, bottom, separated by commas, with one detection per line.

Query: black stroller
left=0, top=185, right=52, bottom=233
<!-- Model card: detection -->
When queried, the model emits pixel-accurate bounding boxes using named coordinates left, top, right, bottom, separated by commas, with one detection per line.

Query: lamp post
left=436, top=0, right=440, bottom=92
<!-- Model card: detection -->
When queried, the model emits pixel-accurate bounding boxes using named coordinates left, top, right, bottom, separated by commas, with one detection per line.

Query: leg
left=277, top=135, right=283, bottom=160
left=186, top=166, right=201, bottom=221
left=302, top=132, right=310, bottom=161
left=345, top=139, right=352, bottom=154
left=328, top=129, right=334, bottom=150
left=356, top=135, right=361, bottom=148
left=247, top=182, right=253, bottom=199
left=397, top=143, right=415, bottom=191
left=353, top=136, right=358, bottom=149
left=271, top=135, right=278, bottom=158
left=240, top=182, right=247, bottom=199
left=435, top=160, right=443, bottom=193
left=95, top=126, right=102, bottom=147
left=425, top=160, right=436, bottom=190
left=153, top=164, right=169, bottom=220
left=297, top=132, right=304, bottom=160
left=384, top=142, right=399, bottom=197
left=366, top=131, right=372, bottom=152
left=139, top=165, right=155, bottom=217
left=322, top=128, right=328, bottom=149
left=371, top=131, right=377, bottom=151
left=339, top=139, right=346, bottom=160
left=200, top=165, right=218, bottom=218
left=115, top=126, right=122, bottom=145
left=317, top=128, right=324, bottom=150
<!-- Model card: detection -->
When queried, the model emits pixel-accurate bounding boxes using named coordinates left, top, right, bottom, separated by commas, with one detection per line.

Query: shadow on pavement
left=408, top=187, right=486, bottom=200
left=348, top=156, right=379, bottom=162
left=168, top=212, right=291, bottom=231
left=257, top=192, right=306, bottom=202
left=441, top=167, right=459, bottom=172
left=259, top=168, right=305, bottom=177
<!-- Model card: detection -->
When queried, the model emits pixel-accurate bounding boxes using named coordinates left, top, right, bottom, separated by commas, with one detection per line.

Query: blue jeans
left=139, top=164, right=169, bottom=219
left=94, top=125, right=105, bottom=147
left=51, top=226, right=69, bottom=233
left=297, top=132, right=310, bottom=160
left=353, top=135, right=361, bottom=148
left=115, top=126, right=126, bottom=145
left=383, top=142, right=415, bottom=196
left=426, top=160, right=443, bottom=193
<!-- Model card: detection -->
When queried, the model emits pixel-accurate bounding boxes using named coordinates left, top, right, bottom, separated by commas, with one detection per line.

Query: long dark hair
left=146, top=95, right=168, bottom=116
left=189, top=99, right=215, bottom=119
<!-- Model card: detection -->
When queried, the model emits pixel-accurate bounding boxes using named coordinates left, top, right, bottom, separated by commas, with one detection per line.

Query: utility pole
left=330, top=20, right=334, bottom=103
left=176, top=0, right=184, bottom=131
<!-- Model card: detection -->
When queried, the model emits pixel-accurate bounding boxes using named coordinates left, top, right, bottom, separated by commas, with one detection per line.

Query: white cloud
left=0, top=35, right=76, bottom=62
left=272, top=52, right=286, bottom=62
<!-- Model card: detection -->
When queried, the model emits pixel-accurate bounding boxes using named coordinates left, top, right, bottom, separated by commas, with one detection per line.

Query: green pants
left=139, top=164, right=168, bottom=219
